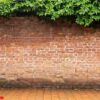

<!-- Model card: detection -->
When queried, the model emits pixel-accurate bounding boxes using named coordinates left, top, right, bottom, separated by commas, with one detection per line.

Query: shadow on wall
left=0, top=16, right=100, bottom=38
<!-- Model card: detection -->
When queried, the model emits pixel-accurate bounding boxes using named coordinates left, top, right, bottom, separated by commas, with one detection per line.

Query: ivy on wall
left=0, top=0, right=100, bottom=26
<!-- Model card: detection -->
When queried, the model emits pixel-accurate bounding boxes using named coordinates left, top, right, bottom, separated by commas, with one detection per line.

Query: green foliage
left=0, top=0, right=100, bottom=26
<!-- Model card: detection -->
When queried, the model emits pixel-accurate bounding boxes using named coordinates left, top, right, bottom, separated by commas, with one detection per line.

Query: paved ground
left=0, top=88, right=100, bottom=100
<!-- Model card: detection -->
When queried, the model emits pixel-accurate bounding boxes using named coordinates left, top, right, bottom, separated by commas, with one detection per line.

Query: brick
left=0, top=17, right=100, bottom=88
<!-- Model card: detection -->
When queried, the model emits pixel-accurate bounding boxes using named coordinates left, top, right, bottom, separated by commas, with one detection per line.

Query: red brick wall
left=0, top=17, right=100, bottom=88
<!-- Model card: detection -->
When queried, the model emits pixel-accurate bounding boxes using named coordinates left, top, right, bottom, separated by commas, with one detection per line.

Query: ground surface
left=0, top=88, right=100, bottom=100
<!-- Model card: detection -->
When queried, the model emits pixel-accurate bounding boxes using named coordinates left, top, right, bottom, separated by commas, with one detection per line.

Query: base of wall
left=0, top=79, right=100, bottom=89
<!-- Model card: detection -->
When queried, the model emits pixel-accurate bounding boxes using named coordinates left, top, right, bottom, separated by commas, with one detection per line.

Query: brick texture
left=0, top=17, right=100, bottom=88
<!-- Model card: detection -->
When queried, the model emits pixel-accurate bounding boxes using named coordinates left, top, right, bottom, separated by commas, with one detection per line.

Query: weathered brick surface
left=0, top=17, right=100, bottom=88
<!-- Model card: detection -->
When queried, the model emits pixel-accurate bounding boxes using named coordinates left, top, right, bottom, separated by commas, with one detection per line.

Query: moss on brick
left=0, top=79, right=8, bottom=87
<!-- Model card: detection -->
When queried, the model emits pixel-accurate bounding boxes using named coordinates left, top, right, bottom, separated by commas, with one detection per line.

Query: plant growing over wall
left=0, top=0, right=100, bottom=26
